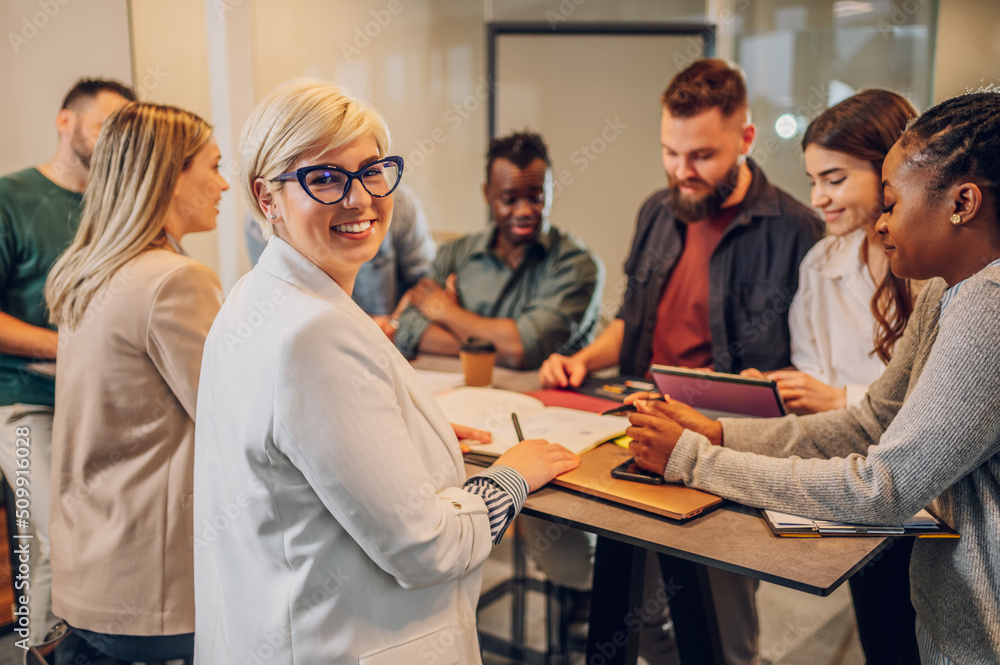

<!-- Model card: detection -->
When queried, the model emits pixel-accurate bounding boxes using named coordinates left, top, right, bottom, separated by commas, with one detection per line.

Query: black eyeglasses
left=271, top=156, right=403, bottom=205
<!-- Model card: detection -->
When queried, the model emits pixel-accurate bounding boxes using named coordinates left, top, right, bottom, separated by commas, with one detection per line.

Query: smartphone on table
left=610, top=458, right=664, bottom=485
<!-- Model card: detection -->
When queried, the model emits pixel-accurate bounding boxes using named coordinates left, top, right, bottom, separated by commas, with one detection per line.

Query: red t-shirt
left=650, top=205, right=740, bottom=369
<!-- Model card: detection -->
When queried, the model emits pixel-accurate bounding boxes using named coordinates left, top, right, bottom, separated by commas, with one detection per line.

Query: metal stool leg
left=511, top=521, right=527, bottom=646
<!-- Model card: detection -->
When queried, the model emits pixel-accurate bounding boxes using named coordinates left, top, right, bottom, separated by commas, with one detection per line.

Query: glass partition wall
left=731, top=0, right=938, bottom=203
left=128, top=0, right=938, bottom=288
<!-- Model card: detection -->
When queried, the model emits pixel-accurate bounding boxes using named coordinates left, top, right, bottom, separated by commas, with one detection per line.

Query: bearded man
left=540, top=58, right=821, bottom=383
left=538, top=59, right=821, bottom=665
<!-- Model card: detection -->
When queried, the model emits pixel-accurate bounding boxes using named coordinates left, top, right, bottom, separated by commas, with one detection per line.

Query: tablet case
left=649, top=365, right=786, bottom=418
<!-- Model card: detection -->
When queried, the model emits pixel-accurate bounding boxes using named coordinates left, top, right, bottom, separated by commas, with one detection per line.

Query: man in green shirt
left=392, top=131, right=603, bottom=369
left=0, top=78, right=134, bottom=648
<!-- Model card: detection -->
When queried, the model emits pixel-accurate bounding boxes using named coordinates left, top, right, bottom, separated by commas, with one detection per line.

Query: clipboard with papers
left=761, top=508, right=959, bottom=538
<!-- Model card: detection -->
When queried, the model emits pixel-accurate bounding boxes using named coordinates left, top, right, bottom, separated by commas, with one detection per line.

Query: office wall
left=129, top=0, right=704, bottom=290
left=494, top=32, right=701, bottom=317
left=246, top=1, right=704, bottom=306
left=735, top=0, right=938, bottom=207
left=130, top=0, right=221, bottom=276
left=9, top=0, right=1000, bottom=291
left=0, top=0, right=132, bottom=175
left=933, top=0, right=1000, bottom=102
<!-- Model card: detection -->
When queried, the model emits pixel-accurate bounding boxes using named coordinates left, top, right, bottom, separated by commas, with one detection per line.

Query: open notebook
left=435, top=387, right=628, bottom=457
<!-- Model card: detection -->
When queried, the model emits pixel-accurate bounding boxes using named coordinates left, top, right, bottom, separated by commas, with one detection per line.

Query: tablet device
left=649, top=365, right=786, bottom=418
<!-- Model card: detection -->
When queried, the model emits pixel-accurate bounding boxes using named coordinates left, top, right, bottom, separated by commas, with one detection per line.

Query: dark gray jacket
left=617, top=159, right=822, bottom=375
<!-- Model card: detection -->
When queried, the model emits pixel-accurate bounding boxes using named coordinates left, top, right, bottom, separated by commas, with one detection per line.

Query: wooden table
left=413, top=355, right=889, bottom=664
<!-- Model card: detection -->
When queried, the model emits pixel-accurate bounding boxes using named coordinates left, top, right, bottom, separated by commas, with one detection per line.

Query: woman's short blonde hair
left=240, top=79, right=390, bottom=238
left=46, top=102, right=211, bottom=329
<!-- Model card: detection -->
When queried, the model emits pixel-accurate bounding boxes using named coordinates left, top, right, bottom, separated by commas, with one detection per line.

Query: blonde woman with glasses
left=45, top=102, right=227, bottom=664
left=193, top=79, right=578, bottom=664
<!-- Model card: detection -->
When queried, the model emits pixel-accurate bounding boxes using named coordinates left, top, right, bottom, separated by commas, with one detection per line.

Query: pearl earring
left=269, top=213, right=277, bottom=220
left=950, top=214, right=962, bottom=225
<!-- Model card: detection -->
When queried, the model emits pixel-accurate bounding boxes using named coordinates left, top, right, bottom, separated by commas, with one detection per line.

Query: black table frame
left=516, top=493, right=889, bottom=665
left=420, top=356, right=889, bottom=665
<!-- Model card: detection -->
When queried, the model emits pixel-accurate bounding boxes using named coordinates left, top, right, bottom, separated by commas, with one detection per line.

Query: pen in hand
left=511, top=412, right=524, bottom=442
left=601, top=395, right=667, bottom=416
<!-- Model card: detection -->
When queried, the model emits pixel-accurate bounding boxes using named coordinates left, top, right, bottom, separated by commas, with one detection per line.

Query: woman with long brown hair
left=747, top=89, right=918, bottom=414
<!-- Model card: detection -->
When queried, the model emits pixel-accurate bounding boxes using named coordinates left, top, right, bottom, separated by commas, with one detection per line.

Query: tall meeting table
left=411, top=355, right=889, bottom=665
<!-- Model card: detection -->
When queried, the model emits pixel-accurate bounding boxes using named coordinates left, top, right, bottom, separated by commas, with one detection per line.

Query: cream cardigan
left=50, top=249, right=222, bottom=635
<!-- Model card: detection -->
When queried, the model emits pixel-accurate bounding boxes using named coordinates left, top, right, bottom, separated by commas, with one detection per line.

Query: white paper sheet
left=435, top=387, right=627, bottom=456
left=763, top=508, right=941, bottom=533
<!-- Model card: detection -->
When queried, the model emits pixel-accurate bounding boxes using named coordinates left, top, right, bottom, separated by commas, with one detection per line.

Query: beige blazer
left=193, top=238, right=493, bottom=664
left=50, top=249, right=222, bottom=635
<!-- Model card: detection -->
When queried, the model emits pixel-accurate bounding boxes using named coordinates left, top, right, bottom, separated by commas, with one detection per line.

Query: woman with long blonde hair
left=45, top=102, right=227, bottom=664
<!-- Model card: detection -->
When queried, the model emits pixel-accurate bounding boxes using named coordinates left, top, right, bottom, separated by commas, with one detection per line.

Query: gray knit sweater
left=664, top=267, right=1000, bottom=663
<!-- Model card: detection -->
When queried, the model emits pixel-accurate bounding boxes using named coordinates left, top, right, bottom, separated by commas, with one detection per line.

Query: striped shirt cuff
left=462, top=465, right=529, bottom=544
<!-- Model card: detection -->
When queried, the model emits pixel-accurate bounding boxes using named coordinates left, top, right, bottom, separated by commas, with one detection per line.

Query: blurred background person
left=45, top=102, right=226, bottom=664
left=0, top=77, right=134, bottom=649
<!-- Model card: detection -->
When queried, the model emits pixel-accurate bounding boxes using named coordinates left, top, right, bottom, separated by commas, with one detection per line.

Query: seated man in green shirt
left=392, top=131, right=603, bottom=369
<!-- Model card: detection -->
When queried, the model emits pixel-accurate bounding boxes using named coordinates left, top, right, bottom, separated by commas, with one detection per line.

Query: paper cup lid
left=460, top=337, right=496, bottom=353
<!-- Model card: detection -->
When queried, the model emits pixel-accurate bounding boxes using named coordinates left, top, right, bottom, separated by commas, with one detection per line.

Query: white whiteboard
left=493, top=28, right=710, bottom=321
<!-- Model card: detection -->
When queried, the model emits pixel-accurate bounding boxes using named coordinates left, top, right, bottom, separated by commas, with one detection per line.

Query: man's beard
left=666, top=162, right=740, bottom=223
left=69, top=126, right=92, bottom=169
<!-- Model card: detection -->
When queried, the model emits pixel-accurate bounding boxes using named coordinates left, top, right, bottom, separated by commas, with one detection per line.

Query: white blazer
left=193, top=238, right=493, bottom=665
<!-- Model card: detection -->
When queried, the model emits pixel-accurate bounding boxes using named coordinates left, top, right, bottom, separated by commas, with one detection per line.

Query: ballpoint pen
left=511, top=412, right=524, bottom=441
left=601, top=395, right=667, bottom=416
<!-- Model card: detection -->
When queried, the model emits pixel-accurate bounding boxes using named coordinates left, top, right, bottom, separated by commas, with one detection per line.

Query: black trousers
left=55, top=627, right=193, bottom=665
left=848, top=537, right=919, bottom=665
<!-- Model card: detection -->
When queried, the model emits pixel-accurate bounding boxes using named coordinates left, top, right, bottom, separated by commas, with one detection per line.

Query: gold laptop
left=553, top=443, right=722, bottom=520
